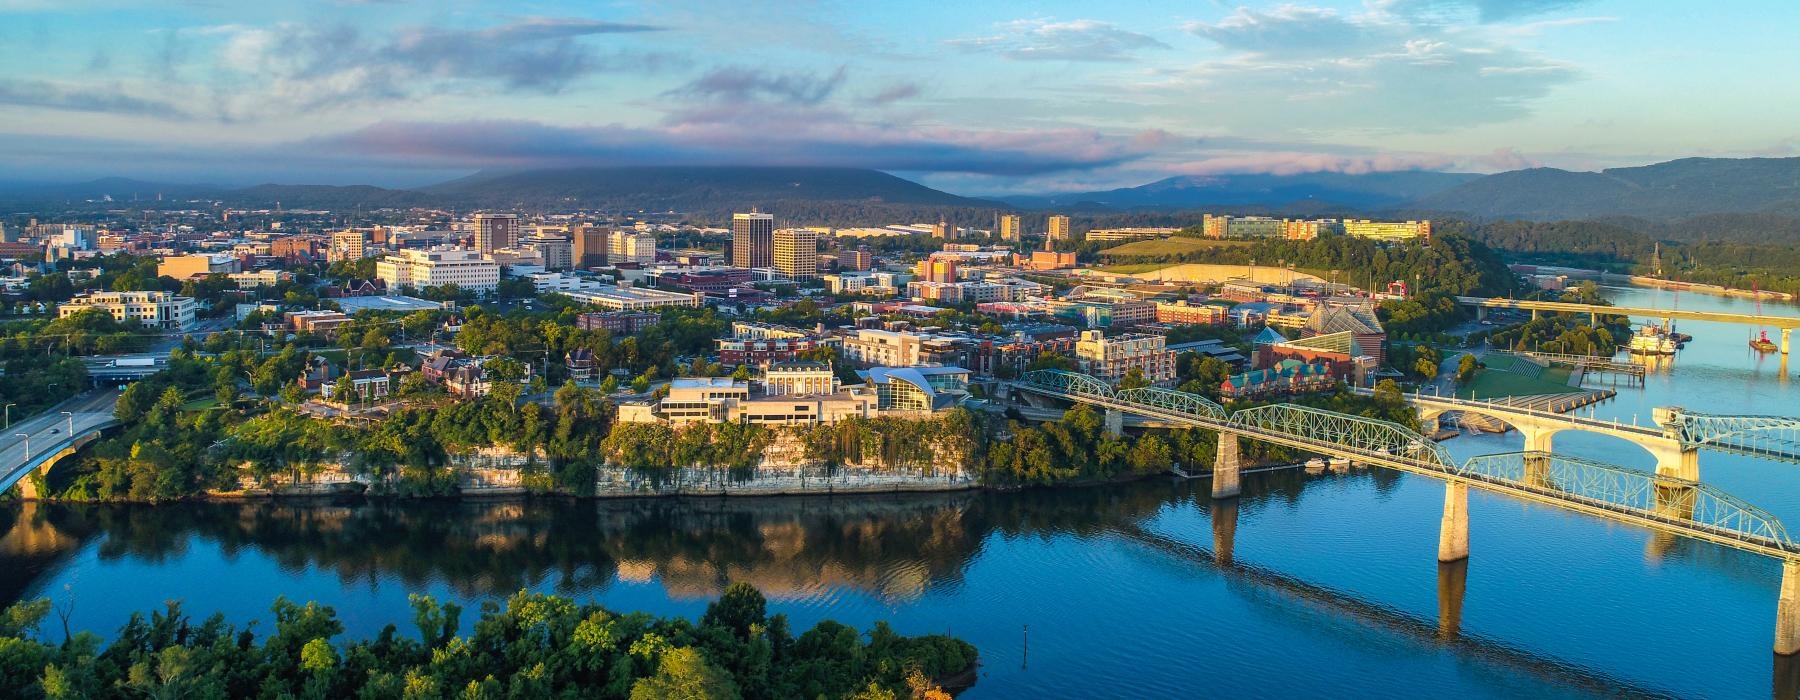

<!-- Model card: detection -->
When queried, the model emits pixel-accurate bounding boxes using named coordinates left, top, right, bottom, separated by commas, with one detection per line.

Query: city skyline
left=2, top=1, right=1797, bottom=194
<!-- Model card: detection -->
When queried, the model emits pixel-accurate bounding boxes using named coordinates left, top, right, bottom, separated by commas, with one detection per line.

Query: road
left=0, top=390, right=122, bottom=493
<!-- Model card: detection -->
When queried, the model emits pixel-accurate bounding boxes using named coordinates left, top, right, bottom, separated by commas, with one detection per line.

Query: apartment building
left=772, top=228, right=818, bottom=281
left=1075, top=330, right=1176, bottom=384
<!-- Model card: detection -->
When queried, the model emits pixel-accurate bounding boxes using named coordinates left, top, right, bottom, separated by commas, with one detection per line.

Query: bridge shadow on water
left=1114, top=468, right=1773, bottom=700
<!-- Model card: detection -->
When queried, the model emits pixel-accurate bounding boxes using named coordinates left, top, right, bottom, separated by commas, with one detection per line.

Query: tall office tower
left=732, top=212, right=774, bottom=268
left=999, top=214, right=1022, bottom=242
left=608, top=229, right=657, bottom=264
left=931, top=219, right=953, bottom=240
left=0, top=222, right=10, bottom=242
left=573, top=224, right=610, bottom=268
left=472, top=213, right=519, bottom=254
left=521, top=235, right=574, bottom=270
left=772, top=228, right=818, bottom=281
left=1047, top=215, right=1071, bottom=242
left=328, top=229, right=367, bottom=263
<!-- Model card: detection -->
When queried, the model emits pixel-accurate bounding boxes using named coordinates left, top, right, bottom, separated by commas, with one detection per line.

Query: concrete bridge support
left=1211, top=433, right=1241, bottom=499
left=1524, top=452, right=1553, bottom=489
left=1211, top=497, right=1238, bottom=566
left=1649, top=442, right=1700, bottom=482
left=1783, top=328, right=1792, bottom=356
left=1439, top=481, right=1470, bottom=562
left=1103, top=408, right=1124, bottom=438
left=1778, top=560, right=1800, bottom=655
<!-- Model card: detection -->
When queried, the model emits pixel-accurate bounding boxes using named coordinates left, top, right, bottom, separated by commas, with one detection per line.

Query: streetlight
left=61, top=411, right=73, bottom=435
left=3, top=403, right=12, bottom=430
left=15, top=433, right=29, bottom=461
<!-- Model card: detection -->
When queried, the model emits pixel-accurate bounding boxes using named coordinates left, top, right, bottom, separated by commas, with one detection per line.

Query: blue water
left=3, top=285, right=1798, bottom=697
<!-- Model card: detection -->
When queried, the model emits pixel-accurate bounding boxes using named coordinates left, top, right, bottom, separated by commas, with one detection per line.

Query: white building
left=762, top=361, right=838, bottom=396
left=561, top=284, right=705, bottom=311
left=375, top=247, right=501, bottom=294
left=59, top=291, right=196, bottom=330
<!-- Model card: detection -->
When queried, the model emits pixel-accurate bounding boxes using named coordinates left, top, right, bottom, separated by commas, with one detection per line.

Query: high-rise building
left=732, top=212, right=774, bottom=268
left=843, top=247, right=873, bottom=271
left=573, top=224, right=610, bottom=268
left=931, top=219, right=954, bottom=240
left=1046, top=215, right=1071, bottom=242
left=608, top=229, right=657, bottom=265
left=998, top=214, right=1022, bottom=242
left=773, top=228, right=818, bottom=281
left=917, top=259, right=958, bottom=283
left=520, top=235, right=574, bottom=270
left=328, top=229, right=368, bottom=263
left=472, top=213, right=519, bottom=254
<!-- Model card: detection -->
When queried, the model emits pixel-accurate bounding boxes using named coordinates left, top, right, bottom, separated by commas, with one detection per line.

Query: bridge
left=1005, top=370, right=1800, bottom=654
left=1456, top=296, right=1799, bottom=355
left=1357, top=389, right=1800, bottom=477
left=0, top=390, right=121, bottom=500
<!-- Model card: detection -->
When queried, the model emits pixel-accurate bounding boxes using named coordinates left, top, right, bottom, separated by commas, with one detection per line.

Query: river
left=2, top=285, right=1798, bottom=698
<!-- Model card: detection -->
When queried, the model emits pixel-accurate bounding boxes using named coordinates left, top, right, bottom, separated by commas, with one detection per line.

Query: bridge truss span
left=1659, top=408, right=1800, bottom=465
left=1228, top=403, right=1454, bottom=468
left=1117, top=386, right=1227, bottom=421
left=1019, top=369, right=1114, bottom=400
left=1460, top=451, right=1793, bottom=553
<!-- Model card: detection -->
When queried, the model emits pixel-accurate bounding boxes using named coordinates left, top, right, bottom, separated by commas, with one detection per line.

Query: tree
left=630, top=647, right=741, bottom=700
left=1117, top=368, right=1151, bottom=390
left=1455, top=354, right=1479, bottom=383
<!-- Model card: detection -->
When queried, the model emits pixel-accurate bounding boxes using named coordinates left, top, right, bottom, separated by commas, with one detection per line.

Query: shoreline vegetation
left=0, top=583, right=978, bottom=700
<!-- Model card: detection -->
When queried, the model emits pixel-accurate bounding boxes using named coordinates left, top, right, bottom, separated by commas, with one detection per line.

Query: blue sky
left=2, top=0, right=1797, bottom=194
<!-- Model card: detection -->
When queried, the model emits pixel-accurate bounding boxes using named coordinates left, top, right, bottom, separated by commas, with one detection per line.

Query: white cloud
left=948, top=19, right=1168, bottom=62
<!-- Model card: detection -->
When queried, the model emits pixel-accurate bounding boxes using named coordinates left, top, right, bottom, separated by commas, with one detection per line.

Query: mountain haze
left=1409, top=157, right=1800, bottom=220
left=425, top=166, right=997, bottom=211
left=1004, top=171, right=1480, bottom=211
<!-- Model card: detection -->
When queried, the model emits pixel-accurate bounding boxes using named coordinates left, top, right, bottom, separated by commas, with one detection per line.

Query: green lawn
left=1459, top=366, right=1575, bottom=399
left=180, top=398, right=221, bottom=411
left=1099, top=237, right=1249, bottom=258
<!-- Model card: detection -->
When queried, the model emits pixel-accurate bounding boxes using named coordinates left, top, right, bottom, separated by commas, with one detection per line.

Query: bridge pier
left=1531, top=309, right=1540, bottom=321
left=1650, top=443, right=1700, bottom=482
left=1211, top=497, right=1238, bottom=566
left=1778, top=560, right=1800, bottom=655
left=1475, top=306, right=1488, bottom=323
left=1784, top=328, right=1792, bottom=356
left=1524, top=452, right=1552, bottom=489
left=1103, top=408, right=1124, bottom=438
left=1211, top=433, right=1241, bottom=499
left=1438, top=481, right=1470, bottom=562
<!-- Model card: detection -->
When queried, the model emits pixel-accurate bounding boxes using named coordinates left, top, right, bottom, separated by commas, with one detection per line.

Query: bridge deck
left=1013, top=379, right=1795, bottom=560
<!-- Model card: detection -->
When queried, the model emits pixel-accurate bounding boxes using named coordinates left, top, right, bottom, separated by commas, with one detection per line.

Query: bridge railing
left=1660, top=408, right=1800, bottom=461
left=1460, top=451, right=1793, bottom=551
left=1227, top=403, right=1456, bottom=469
left=1018, top=373, right=1796, bottom=553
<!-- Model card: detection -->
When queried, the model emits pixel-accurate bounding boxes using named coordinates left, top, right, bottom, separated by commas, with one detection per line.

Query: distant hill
left=424, top=166, right=998, bottom=212
left=0, top=177, right=222, bottom=203
left=1002, top=171, right=1479, bottom=211
left=1409, top=157, right=1800, bottom=221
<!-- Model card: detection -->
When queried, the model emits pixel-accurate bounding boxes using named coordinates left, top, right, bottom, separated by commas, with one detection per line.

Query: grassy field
left=180, top=397, right=220, bottom=412
left=1099, top=237, right=1250, bottom=258
left=1460, top=365, right=1575, bottom=399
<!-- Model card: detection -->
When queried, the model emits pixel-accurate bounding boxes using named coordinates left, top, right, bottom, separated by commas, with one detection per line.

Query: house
left=443, top=363, right=491, bottom=398
left=565, top=348, right=597, bottom=381
left=328, top=278, right=388, bottom=298
left=295, top=356, right=335, bottom=394
left=419, top=348, right=468, bottom=382
left=323, top=369, right=395, bottom=403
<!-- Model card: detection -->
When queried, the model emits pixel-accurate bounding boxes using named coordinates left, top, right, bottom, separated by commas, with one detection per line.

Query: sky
left=2, top=0, right=1798, bottom=195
